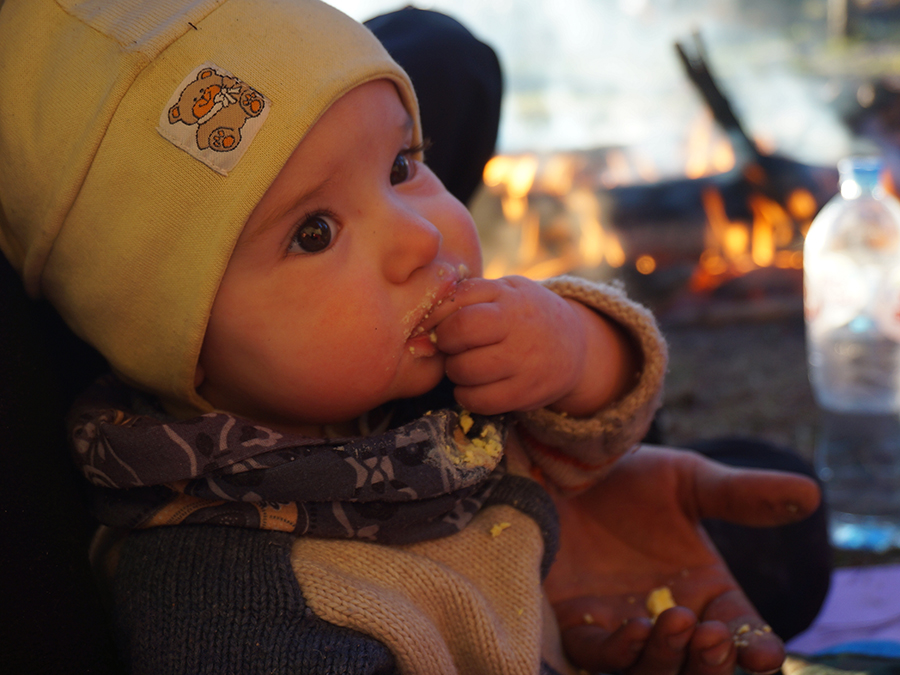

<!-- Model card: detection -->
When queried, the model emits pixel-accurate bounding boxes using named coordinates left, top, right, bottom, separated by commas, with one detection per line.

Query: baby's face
left=197, top=80, right=483, bottom=434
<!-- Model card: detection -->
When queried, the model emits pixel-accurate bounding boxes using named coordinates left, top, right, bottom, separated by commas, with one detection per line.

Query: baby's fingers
left=453, top=380, right=526, bottom=415
left=434, top=302, right=507, bottom=355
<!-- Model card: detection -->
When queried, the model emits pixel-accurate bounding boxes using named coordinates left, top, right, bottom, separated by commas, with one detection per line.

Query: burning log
left=675, top=33, right=758, bottom=161
left=674, top=32, right=839, bottom=211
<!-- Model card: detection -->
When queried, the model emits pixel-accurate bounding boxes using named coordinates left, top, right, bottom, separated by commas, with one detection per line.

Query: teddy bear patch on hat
left=159, top=62, right=271, bottom=176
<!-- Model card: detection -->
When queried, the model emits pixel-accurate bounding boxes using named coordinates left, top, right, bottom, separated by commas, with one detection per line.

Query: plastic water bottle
left=804, top=156, right=900, bottom=551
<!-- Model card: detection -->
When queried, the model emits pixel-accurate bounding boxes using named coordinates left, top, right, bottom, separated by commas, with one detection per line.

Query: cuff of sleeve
left=514, top=275, right=667, bottom=490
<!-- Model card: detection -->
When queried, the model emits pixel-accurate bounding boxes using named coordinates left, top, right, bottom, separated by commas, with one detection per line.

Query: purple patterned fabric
left=69, top=377, right=507, bottom=544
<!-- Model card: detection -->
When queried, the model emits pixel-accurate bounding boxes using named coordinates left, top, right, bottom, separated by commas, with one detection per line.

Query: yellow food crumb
left=459, top=411, right=474, bottom=434
left=517, top=607, right=524, bottom=616
left=762, top=625, right=772, bottom=633
left=429, top=329, right=438, bottom=344
left=490, top=522, right=512, bottom=537
left=736, top=624, right=751, bottom=635
left=782, top=656, right=810, bottom=675
left=447, top=415, right=503, bottom=467
left=583, top=613, right=594, bottom=625
left=646, top=586, right=676, bottom=620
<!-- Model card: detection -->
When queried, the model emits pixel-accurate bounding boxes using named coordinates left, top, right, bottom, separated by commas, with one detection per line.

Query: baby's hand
left=429, top=276, right=634, bottom=416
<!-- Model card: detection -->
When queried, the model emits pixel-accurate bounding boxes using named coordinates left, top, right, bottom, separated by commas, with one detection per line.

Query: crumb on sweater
left=459, top=411, right=474, bottom=434
left=490, top=522, right=511, bottom=537
left=447, top=412, right=503, bottom=468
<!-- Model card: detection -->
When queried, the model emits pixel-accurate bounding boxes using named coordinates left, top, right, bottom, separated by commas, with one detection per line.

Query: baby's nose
left=382, top=213, right=442, bottom=283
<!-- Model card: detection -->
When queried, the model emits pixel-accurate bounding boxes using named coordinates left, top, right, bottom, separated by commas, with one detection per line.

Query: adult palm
left=545, top=445, right=821, bottom=675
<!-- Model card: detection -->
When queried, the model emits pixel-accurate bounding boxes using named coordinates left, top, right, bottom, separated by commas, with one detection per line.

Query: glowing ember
left=636, top=255, right=657, bottom=275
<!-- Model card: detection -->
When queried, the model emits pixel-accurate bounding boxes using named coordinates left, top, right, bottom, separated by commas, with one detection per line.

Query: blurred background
left=330, top=0, right=900, bottom=476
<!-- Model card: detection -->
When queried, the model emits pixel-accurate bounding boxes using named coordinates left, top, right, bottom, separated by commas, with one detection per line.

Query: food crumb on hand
left=645, top=586, right=675, bottom=620
left=490, top=522, right=512, bottom=537
left=583, top=613, right=594, bottom=625
left=736, top=624, right=751, bottom=635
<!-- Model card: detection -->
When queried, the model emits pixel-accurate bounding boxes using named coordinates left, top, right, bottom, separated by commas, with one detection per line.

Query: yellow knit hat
left=0, top=0, right=420, bottom=417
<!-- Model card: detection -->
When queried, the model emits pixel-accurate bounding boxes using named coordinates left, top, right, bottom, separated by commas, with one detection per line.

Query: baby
left=0, top=0, right=819, bottom=673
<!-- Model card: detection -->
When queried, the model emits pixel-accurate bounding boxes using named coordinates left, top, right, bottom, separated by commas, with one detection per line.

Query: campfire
left=470, top=33, right=845, bottom=325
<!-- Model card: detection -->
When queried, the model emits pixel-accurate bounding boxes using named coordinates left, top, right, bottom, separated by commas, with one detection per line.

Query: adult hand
left=544, top=445, right=821, bottom=675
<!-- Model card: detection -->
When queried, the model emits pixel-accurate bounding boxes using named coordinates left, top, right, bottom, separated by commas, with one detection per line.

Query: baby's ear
left=194, top=363, right=205, bottom=388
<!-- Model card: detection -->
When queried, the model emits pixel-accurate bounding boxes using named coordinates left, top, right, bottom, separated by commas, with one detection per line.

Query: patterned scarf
left=69, top=377, right=507, bottom=545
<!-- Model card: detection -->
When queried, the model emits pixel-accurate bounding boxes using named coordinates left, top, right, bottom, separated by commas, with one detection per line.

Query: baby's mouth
left=404, top=264, right=470, bottom=341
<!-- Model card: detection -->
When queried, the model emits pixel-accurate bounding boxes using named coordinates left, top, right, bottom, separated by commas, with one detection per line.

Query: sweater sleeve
left=513, top=275, right=667, bottom=492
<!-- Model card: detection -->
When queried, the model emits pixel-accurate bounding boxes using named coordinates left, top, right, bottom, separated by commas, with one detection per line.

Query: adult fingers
left=679, top=621, right=739, bottom=675
left=699, top=588, right=785, bottom=675
left=622, top=607, right=699, bottom=675
left=688, top=452, right=821, bottom=526
left=554, top=597, right=654, bottom=673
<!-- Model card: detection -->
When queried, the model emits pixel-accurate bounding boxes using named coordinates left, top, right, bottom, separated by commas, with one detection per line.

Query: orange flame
left=480, top=154, right=626, bottom=279
left=479, top=112, right=812, bottom=290
left=691, top=186, right=810, bottom=291
left=685, top=110, right=736, bottom=179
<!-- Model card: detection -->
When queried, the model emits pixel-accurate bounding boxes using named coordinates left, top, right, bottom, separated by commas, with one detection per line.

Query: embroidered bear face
left=167, top=67, right=265, bottom=152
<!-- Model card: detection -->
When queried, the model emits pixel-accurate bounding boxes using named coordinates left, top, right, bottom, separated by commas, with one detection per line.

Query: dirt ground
left=657, top=313, right=819, bottom=463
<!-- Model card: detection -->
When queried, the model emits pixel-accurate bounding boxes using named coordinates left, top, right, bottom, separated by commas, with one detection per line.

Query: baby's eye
left=390, top=152, right=412, bottom=185
left=288, top=214, right=336, bottom=254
